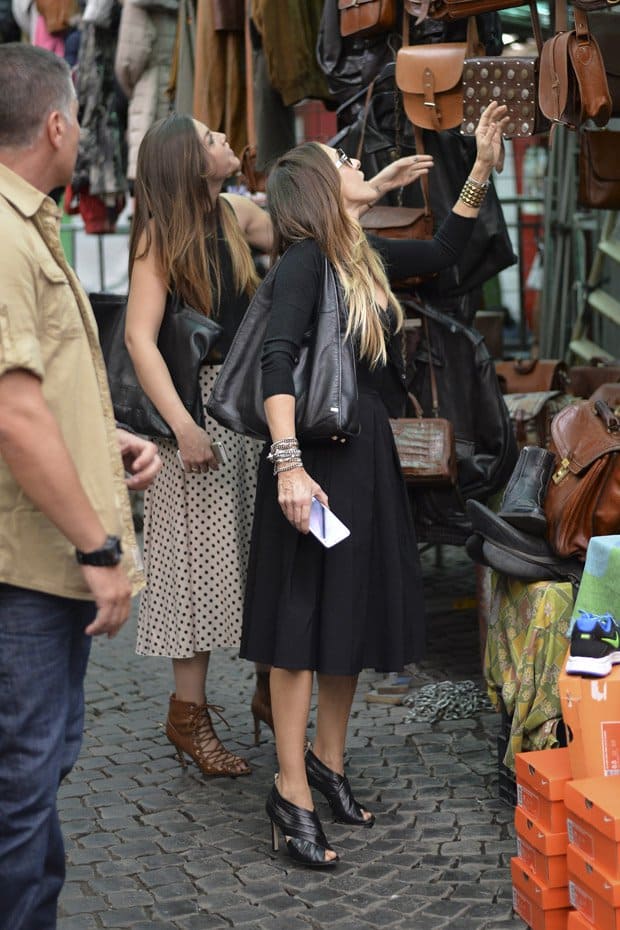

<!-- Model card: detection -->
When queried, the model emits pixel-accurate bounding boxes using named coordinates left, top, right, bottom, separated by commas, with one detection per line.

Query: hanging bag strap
left=423, top=315, right=441, bottom=417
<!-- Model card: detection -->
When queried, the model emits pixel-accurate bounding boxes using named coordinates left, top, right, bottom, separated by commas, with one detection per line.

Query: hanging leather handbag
left=461, top=3, right=549, bottom=139
left=544, top=399, right=620, bottom=559
left=403, top=0, right=524, bottom=25
left=396, top=15, right=482, bottom=131
left=578, top=129, right=620, bottom=210
left=206, top=257, right=360, bottom=442
left=338, top=0, right=397, bottom=38
left=90, top=292, right=223, bottom=441
left=588, top=12, right=620, bottom=116
left=495, top=358, right=570, bottom=394
left=390, top=318, right=457, bottom=485
left=538, top=0, right=612, bottom=130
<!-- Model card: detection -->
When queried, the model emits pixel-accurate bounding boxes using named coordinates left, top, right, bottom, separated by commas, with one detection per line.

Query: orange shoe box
left=515, top=747, right=572, bottom=833
left=565, top=776, right=620, bottom=880
left=515, top=806, right=569, bottom=888
left=567, top=909, right=596, bottom=930
left=567, top=845, right=620, bottom=930
left=511, top=856, right=571, bottom=930
left=559, top=661, right=620, bottom=780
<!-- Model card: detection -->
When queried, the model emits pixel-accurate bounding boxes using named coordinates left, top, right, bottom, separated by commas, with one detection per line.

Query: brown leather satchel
left=461, top=3, right=549, bottom=139
left=589, top=12, right=620, bottom=116
left=360, top=204, right=434, bottom=239
left=396, top=16, right=481, bottom=131
left=578, top=129, right=620, bottom=210
left=403, top=0, right=523, bottom=25
left=544, top=399, right=620, bottom=559
left=568, top=363, right=620, bottom=398
left=390, top=318, right=457, bottom=486
left=538, top=0, right=612, bottom=129
left=495, top=358, right=570, bottom=394
left=338, top=0, right=397, bottom=37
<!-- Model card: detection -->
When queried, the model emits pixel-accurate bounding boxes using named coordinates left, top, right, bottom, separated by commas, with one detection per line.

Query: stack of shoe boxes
left=511, top=747, right=573, bottom=930
left=559, top=656, right=620, bottom=930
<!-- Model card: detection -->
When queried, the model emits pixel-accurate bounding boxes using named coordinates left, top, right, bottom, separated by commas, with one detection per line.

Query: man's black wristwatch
left=75, top=535, right=122, bottom=567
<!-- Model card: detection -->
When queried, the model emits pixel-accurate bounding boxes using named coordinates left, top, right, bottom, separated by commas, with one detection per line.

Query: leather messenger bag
left=538, top=0, right=612, bottom=129
left=338, top=0, right=397, bottom=37
left=396, top=15, right=482, bottom=131
left=589, top=11, right=620, bottom=116
left=578, top=128, right=620, bottom=210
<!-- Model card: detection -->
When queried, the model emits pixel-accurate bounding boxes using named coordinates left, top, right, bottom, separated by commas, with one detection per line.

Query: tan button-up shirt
left=0, top=164, right=144, bottom=599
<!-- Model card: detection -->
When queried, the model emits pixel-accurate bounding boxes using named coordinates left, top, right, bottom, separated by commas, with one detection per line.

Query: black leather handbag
left=206, top=257, right=360, bottom=442
left=89, top=291, right=223, bottom=441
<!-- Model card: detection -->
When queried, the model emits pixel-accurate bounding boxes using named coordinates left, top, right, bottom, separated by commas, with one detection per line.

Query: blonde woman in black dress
left=240, top=102, right=508, bottom=864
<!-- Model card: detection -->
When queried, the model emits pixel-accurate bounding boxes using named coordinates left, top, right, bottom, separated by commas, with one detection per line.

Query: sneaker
left=566, top=610, right=620, bottom=678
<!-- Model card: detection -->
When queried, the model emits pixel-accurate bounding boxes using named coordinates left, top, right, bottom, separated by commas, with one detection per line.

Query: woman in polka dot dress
left=125, top=113, right=273, bottom=776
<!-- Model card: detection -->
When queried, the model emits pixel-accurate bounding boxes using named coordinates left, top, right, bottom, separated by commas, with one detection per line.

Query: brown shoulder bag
left=544, top=399, right=620, bottom=559
left=338, top=0, right=397, bottom=37
left=396, top=14, right=481, bottom=131
left=578, top=129, right=620, bottom=210
left=538, top=0, right=612, bottom=129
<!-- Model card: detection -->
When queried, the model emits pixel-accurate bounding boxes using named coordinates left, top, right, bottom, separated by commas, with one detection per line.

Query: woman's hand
left=367, top=154, right=434, bottom=203
left=474, top=101, right=509, bottom=172
left=277, top=467, right=328, bottom=534
left=175, top=421, right=218, bottom=473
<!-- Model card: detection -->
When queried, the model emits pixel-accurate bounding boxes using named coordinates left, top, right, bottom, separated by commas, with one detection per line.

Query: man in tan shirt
left=0, top=45, right=161, bottom=930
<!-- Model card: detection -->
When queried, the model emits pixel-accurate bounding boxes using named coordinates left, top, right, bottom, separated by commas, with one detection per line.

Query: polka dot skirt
left=136, top=365, right=261, bottom=658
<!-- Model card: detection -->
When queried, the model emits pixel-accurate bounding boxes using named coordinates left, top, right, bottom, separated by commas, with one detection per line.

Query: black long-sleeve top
left=261, top=211, right=476, bottom=402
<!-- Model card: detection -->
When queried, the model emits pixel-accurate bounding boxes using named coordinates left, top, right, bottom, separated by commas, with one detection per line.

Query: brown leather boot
left=166, top=693, right=250, bottom=777
left=251, top=670, right=273, bottom=746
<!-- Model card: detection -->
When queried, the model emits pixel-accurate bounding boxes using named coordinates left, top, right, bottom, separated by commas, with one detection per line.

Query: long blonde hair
left=266, top=142, right=403, bottom=367
left=129, top=113, right=258, bottom=315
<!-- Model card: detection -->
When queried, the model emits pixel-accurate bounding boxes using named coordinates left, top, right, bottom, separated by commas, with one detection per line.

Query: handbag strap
left=244, top=0, right=256, bottom=147
left=555, top=0, right=568, bottom=34
left=407, top=391, right=425, bottom=417
left=529, top=0, right=544, bottom=54
left=356, top=75, right=432, bottom=218
left=423, top=315, right=441, bottom=417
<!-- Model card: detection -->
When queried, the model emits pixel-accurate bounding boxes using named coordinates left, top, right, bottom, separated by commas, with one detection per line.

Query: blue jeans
left=0, top=585, right=94, bottom=930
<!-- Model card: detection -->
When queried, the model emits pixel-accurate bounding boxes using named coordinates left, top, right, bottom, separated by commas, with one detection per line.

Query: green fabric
left=571, top=535, right=620, bottom=631
left=485, top=575, right=574, bottom=770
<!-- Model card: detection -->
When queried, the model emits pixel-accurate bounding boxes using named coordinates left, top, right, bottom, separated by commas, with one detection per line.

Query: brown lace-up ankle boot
left=251, top=670, right=273, bottom=746
left=165, top=693, right=250, bottom=777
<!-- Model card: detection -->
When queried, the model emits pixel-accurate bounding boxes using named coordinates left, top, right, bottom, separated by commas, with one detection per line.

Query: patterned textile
left=485, top=576, right=574, bottom=770
left=571, top=535, right=620, bottom=632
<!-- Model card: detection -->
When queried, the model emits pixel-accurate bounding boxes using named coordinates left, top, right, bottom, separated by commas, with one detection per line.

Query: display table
left=485, top=575, right=574, bottom=770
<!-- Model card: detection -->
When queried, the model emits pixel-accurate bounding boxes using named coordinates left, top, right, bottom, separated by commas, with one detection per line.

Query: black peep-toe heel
left=305, top=748, right=375, bottom=827
left=265, top=782, right=339, bottom=869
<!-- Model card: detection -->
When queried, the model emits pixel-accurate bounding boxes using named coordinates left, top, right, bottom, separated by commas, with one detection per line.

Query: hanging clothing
left=115, top=0, right=177, bottom=180
left=193, top=0, right=246, bottom=156
left=251, top=0, right=329, bottom=107
left=72, top=6, right=127, bottom=201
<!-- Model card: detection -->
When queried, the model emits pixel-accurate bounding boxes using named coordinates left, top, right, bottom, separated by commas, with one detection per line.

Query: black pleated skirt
left=240, top=388, right=426, bottom=675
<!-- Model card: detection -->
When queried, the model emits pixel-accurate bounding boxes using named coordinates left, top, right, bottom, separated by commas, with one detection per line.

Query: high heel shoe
left=305, top=748, right=375, bottom=827
left=166, top=693, right=251, bottom=777
left=251, top=670, right=273, bottom=746
left=266, top=782, right=339, bottom=869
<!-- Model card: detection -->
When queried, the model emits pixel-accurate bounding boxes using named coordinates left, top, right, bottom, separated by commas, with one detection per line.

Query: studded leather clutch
left=461, top=57, right=549, bottom=139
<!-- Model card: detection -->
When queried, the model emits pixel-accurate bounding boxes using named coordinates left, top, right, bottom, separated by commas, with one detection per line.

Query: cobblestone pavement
left=57, top=545, right=526, bottom=930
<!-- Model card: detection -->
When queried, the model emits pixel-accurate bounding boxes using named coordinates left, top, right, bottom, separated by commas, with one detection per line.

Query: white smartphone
left=308, top=497, right=350, bottom=548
